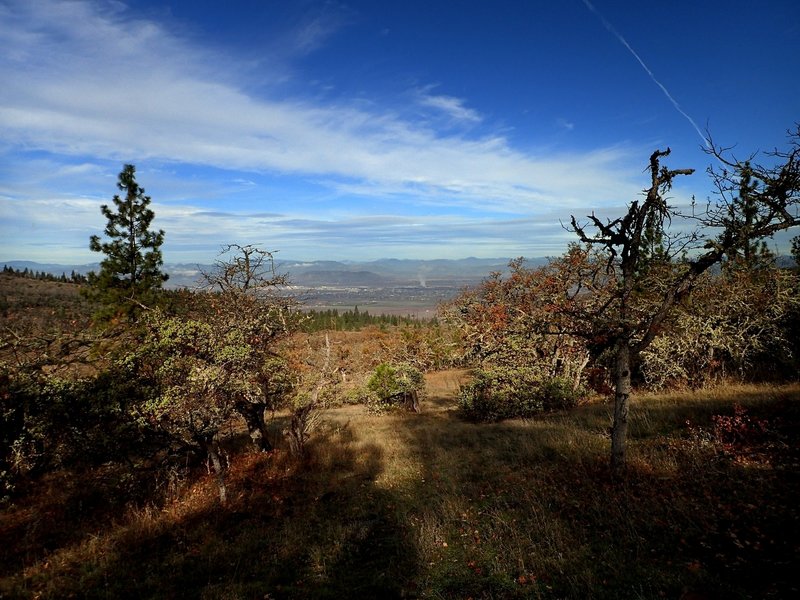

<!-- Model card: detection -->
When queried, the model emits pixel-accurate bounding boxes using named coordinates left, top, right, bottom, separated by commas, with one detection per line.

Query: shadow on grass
left=0, top=423, right=419, bottom=599
left=0, top=459, right=176, bottom=580
left=2, top=383, right=798, bottom=599
left=375, top=385, right=800, bottom=599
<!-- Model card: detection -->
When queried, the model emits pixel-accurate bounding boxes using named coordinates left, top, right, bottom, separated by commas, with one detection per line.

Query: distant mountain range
left=6, top=254, right=797, bottom=291
left=5, top=255, right=797, bottom=291
left=1, top=257, right=541, bottom=289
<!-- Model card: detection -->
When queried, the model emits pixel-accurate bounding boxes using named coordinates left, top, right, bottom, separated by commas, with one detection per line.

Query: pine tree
left=727, top=162, right=774, bottom=268
left=85, top=164, right=167, bottom=318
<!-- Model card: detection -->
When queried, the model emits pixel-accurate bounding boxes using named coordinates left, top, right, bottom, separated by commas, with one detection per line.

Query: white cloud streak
left=581, top=0, right=708, bottom=146
left=290, top=5, right=353, bottom=56
left=556, top=118, right=575, bottom=131
left=0, top=191, right=578, bottom=262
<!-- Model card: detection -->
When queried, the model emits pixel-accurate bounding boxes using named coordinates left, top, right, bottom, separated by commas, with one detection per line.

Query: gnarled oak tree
left=571, top=127, right=800, bottom=475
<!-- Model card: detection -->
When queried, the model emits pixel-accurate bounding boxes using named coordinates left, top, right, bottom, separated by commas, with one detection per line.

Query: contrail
left=581, top=0, right=709, bottom=146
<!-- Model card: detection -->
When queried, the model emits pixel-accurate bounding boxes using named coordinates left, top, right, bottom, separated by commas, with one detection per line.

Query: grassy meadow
left=1, top=369, right=797, bottom=599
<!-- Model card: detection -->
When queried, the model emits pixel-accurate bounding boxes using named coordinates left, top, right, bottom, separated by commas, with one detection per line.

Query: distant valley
left=2, top=257, right=543, bottom=316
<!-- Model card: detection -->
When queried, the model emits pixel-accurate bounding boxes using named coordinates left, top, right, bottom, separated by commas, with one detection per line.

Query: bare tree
left=201, top=244, right=287, bottom=293
left=570, top=126, right=800, bottom=475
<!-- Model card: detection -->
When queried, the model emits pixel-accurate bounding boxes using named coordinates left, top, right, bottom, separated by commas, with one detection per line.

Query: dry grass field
left=0, top=274, right=96, bottom=376
left=1, top=369, right=798, bottom=599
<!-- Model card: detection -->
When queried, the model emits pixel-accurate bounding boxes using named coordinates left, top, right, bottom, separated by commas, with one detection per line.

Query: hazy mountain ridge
left=1, top=257, right=530, bottom=289
left=5, top=255, right=796, bottom=291
left=1, top=260, right=102, bottom=276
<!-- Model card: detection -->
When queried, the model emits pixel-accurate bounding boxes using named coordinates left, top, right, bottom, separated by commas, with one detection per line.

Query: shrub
left=1, top=366, right=155, bottom=501
left=341, top=384, right=374, bottom=406
left=458, top=367, right=582, bottom=422
left=539, top=376, right=583, bottom=411
left=639, top=267, right=800, bottom=389
left=365, top=363, right=425, bottom=411
left=712, top=404, right=774, bottom=458
left=364, top=391, right=398, bottom=415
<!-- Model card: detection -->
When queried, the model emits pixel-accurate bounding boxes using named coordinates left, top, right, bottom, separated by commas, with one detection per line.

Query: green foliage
left=301, top=307, right=424, bottom=332
left=366, top=362, right=424, bottom=403
left=363, top=362, right=425, bottom=414
left=340, top=383, right=374, bottom=406
left=725, top=162, right=775, bottom=269
left=1, top=243, right=301, bottom=505
left=1, top=265, right=86, bottom=284
left=538, top=376, right=585, bottom=411
left=131, top=308, right=286, bottom=448
left=0, top=365, right=154, bottom=502
left=366, top=363, right=397, bottom=401
left=458, top=367, right=583, bottom=422
left=260, top=356, right=296, bottom=410
left=84, top=164, right=167, bottom=320
left=129, top=245, right=300, bottom=459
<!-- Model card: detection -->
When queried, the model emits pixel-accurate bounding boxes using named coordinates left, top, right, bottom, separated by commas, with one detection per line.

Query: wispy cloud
left=417, top=89, right=483, bottom=124
left=191, top=210, right=282, bottom=219
left=0, top=189, right=580, bottom=262
left=0, top=0, right=652, bottom=262
left=0, top=1, right=643, bottom=206
left=556, top=118, right=575, bottom=131
left=288, top=3, right=354, bottom=56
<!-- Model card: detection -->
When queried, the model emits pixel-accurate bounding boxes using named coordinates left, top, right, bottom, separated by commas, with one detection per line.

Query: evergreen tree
left=85, top=164, right=167, bottom=318
left=726, top=162, right=774, bottom=268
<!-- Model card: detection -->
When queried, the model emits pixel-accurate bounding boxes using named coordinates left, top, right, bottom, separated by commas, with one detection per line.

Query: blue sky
left=1, top=0, right=798, bottom=263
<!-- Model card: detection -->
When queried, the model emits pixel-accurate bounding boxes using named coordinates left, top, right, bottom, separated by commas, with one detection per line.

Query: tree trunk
left=610, top=340, right=633, bottom=477
left=204, top=440, right=228, bottom=503
left=237, top=402, right=273, bottom=452
left=572, top=352, right=590, bottom=392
